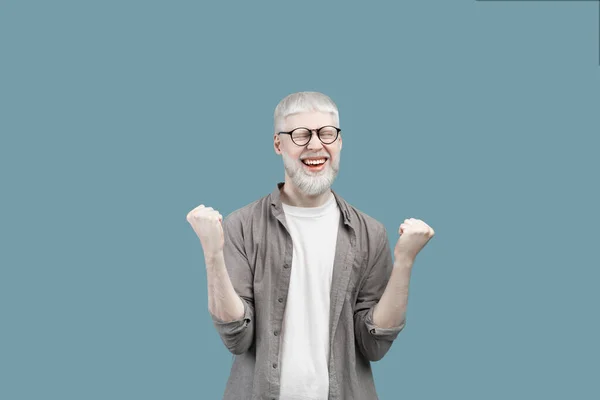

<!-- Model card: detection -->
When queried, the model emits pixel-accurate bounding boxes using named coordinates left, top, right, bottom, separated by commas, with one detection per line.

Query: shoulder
left=338, top=195, right=386, bottom=235
left=350, top=205, right=386, bottom=234
left=335, top=194, right=388, bottom=249
left=336, top=196, right=393, bottom=273
left=223, top=193, right=271, bottom=232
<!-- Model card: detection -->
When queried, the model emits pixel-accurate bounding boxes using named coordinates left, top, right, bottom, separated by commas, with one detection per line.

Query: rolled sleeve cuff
left=364, top=307, right=405, bottom=341
left=210, top=299, right=252, bottom=335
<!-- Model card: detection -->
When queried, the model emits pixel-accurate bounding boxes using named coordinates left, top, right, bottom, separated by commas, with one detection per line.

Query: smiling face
left=274, top=111, right=342, bottom=196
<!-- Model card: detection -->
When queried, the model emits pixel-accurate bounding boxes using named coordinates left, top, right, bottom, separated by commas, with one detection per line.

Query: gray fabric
left=210, top=182, right=406, bottom=399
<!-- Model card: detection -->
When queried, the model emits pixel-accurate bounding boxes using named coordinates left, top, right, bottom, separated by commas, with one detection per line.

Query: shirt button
left=274, top=330, right=279, bottom=336
left=283, top=263, right=290, bottom=269
left=278, top=297, right=283, bottom=303
left=272, top=363, right=278, bottom=369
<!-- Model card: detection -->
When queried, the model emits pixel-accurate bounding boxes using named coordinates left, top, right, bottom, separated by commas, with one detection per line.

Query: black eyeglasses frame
left=278, top=125, right=341, bottom=146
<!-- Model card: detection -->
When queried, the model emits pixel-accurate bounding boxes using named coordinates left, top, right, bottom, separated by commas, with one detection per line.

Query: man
left=186, top=92, right=435, bottom=399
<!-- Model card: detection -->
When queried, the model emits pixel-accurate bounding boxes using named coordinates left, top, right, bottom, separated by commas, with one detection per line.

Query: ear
left=274, top=133, right=282, bottom=155
left=338, top=133, right=342, bottom=151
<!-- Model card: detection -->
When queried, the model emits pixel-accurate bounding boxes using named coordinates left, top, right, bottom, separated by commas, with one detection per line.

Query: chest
left=247, top=214, right=368, bottom=307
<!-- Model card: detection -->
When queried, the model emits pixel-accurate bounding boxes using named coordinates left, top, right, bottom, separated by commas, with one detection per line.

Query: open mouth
left=301, top=158, right=328, bottom=170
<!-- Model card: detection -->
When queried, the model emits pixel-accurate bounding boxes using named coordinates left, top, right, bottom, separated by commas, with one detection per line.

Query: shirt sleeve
left=353, top=224, right=406, bottom=362
left=209, top=212, right=255, bottom=355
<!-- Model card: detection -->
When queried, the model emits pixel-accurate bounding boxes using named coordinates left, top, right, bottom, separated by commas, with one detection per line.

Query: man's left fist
left=394, top=218, right=435, bottom=263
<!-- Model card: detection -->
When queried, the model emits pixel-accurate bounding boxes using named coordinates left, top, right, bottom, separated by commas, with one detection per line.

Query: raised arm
left=353, top=225, right=405, bottom=362
left=187, top=205, right=255, bottom=355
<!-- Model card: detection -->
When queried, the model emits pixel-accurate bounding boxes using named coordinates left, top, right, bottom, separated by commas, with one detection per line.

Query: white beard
left=282, top=151, right=340, bottom=196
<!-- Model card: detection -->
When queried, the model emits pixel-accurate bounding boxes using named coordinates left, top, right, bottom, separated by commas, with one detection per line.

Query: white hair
left=274, top=91, right=339, bottom=132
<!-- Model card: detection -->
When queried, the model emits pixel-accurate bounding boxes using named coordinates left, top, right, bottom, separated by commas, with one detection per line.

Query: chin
left=283, top=155, right=338, bottom=196
left=295, top=173, right=336, bottom=196
left=301, top=186, right=330, bottom=197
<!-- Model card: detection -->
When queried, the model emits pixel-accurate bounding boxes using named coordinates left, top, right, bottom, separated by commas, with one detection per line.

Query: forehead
left=283, top=111, right=337, bottom=131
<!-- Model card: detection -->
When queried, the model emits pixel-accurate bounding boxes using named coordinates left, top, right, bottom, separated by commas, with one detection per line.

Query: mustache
left=299, top=153, right=330, bottom=160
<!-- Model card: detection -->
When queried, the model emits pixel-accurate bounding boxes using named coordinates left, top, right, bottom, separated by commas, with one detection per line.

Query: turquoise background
left=1, top=0, right=599, bottom=399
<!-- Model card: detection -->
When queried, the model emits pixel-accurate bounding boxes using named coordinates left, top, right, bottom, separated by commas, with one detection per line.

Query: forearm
left=205, top=251, right=245, bottom=322
left=372, top=257, right=414, bottom=329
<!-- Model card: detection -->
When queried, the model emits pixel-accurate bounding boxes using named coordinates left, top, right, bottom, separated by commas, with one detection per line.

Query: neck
left=280, top=178, right=332, bottom=208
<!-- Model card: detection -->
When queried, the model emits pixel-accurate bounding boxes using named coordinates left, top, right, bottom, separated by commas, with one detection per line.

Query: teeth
left=304, top=159, right=326, bottom=165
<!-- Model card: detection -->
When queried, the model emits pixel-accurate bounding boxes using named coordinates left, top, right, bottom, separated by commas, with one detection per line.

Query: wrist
left=393, top=254, right=415, bottom=269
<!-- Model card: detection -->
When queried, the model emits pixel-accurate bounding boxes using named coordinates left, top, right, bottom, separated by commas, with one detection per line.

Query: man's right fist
left=186, top=205, right=224, bottom=257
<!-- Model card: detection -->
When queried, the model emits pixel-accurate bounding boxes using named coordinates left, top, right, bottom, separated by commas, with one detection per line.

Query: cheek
left=326, top=146, right=340, bottom=159
left=282, top=148, right=302, bottom=161
left=284, top=147, right=303, bottom=159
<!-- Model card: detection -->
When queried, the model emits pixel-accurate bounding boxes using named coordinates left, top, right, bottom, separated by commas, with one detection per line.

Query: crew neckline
left=281, top=191, right=338, bottom=218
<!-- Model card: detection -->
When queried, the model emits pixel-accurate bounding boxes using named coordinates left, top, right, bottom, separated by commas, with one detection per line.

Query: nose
left=306, top=130, right=323, bottom=151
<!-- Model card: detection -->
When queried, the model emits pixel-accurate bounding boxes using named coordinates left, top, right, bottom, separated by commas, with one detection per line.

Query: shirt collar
left=270, top=182, right=353, bottom=226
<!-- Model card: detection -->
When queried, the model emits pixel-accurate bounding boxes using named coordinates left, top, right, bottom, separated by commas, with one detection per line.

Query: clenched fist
left=394, top=218, right=435, bottom=263
left=186, top=205, right=224, bottom=258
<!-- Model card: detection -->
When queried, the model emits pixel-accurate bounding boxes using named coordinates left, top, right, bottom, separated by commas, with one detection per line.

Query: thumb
left=399, top=223, right=406, bottom=235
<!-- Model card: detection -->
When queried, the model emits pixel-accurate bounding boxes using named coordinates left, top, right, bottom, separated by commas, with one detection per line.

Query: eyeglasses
left=278, top=125, right=341, bottom=146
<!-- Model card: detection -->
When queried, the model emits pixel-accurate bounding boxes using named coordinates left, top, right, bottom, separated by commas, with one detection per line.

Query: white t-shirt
left=278, top=192, right=341, bottom=400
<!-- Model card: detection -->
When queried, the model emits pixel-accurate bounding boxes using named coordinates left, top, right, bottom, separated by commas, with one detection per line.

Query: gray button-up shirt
left=210, top=182, right=406, bottom=399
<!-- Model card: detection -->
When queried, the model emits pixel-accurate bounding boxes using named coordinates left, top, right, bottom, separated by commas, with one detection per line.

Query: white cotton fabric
left=278, top=192, right=341, bottom=400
